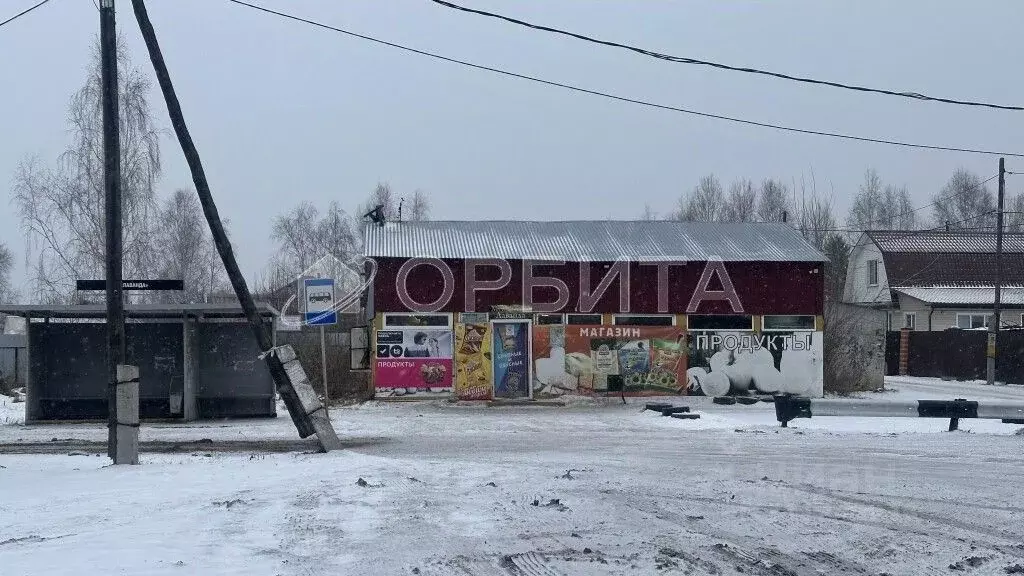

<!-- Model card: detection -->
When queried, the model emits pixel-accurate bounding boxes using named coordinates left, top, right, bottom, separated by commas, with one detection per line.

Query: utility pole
left=987, top=157, right=1005, bottom=385
left=100, top=0, right=127, bottom=460
left=131, top=0, right=340, bottom=450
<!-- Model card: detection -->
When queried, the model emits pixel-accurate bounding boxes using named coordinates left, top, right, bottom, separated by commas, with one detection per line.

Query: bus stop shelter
left=0, top=303, right=278, bottom=423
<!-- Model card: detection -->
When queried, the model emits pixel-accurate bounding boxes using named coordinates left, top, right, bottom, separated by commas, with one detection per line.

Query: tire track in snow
left=778, top=483, right=1024, bottom=549
left=620, top=493, right=822, bottom=576
left=500, top=551, right=565, bottom=576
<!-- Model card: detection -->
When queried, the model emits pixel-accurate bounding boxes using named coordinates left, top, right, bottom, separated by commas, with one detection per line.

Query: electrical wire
left=0, top=0, right=53, bottom=29
left=428, top=0, right=1023, bottom=113
left=223, top=0, right=1024, bottom=158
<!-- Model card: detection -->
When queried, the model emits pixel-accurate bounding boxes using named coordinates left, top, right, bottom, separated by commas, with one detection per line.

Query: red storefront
left=364, top=220, right=825, bottom=400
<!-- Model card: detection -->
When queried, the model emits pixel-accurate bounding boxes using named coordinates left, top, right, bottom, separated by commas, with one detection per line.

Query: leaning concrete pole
left=130, top=0, right=340, bottom=450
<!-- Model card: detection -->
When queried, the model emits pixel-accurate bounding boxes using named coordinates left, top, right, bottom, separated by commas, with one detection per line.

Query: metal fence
left=885, top=329, right=1024, bottom=384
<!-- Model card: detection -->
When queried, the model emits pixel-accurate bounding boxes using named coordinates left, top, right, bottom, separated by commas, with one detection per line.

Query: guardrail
left=773, top=396, right=1024, bottom=431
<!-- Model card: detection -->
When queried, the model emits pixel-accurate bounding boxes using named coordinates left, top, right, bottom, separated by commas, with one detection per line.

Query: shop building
left=363, top=220, right=826, bottom=400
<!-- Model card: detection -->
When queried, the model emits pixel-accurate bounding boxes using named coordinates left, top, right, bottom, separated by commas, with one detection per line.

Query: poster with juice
left=493, top=322, right=530, bottom=399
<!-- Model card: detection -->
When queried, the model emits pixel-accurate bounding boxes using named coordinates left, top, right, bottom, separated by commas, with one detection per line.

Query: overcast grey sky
left=2, top=0, right=1022, bottom=297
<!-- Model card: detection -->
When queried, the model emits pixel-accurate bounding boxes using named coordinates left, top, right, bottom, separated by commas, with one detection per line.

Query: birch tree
left=13, top=40, right=161, bottom=303
left=932, top=169, right=995, bottom=229
left=152, top=190, right=225, bottom=303
left=723, top=179, right=757, bottom=222
left=0, top=243, right=14, bottom=304
left=1007, top=195, right=1024, bottom=233
left=758, top=179, right=790, bottom=222
left=673, top=174, right=724, bottom=222
left=356, top=182, right=432, bottom=232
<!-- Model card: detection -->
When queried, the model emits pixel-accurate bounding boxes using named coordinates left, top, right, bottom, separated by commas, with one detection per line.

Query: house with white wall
left=843, top=230, right=1024, bottom=331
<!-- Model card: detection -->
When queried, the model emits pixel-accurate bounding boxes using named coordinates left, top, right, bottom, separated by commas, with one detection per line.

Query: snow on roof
left=893, top=286, right=1024, bottom=306
left=364, top=220, right=826, bottom=262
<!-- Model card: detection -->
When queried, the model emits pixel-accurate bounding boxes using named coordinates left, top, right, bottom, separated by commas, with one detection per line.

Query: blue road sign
left=303, top=277, right=337, bottom=326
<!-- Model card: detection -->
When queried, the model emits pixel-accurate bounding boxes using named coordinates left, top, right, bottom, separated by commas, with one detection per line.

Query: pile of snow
left=1, top=392, right=24, bottom=425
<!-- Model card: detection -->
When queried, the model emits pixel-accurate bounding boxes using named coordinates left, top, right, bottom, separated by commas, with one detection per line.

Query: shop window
left=956, top=313, right=991, bottom=329
left=534, top=314, right=564, bottom=325
left=459, top=312, right=488, bottom=325
left=566, top=314, right=603, bottom=325
left=383, top=313, right=452, bottom=328
left=686, top=315, right=754, bottom=331
left=613, top=315, right=674, bottom=326
left=762, top=315, right=816, bottom=331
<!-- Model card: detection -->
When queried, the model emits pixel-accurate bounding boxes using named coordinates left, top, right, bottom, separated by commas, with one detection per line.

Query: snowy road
left=2, top=379, right=1024, bottom=575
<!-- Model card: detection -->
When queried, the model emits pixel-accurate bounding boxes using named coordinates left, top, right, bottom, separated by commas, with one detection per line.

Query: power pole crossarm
left=987, top=158, right=1005, bottom=385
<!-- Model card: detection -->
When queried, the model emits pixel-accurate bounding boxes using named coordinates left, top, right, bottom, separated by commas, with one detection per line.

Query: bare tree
left=151, top=189, right=225, bottom=303
left=407, top=189, right=431, bottom=221
left=270, top=201, right=358, bottom=283
left=1004, top=194, right=1024, bottom=233
left=845, top=169, right=884, bottom=230
left=13, top=40, right=161, bottom=303
left=798, top=194, right=837, bottom=251
left=932, top=169, right=995, bottom=229
left=356, top=182, right=432, bottom=231
left=883, top=185, right=917, bottom=230
left=639, top=204, right=658, bottom=221
left=845, top=170, right=917, bottom=231
left=758, top=179, right=790, bottom=222
left=723, top=179, right=757, bottom=222
left=0, top=243, right=14, bottom=304
left=674, top=174, right=724, bottom=222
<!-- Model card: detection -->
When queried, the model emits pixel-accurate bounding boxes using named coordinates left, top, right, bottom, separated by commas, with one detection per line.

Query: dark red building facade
left=365, top=220, right=826, bottom=401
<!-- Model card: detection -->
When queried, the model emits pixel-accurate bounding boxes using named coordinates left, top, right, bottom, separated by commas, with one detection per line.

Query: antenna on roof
left=782, top=210, right=788, bottom=223
left=362, top=204, right=386, bottom=227
left=945, top=221, right=950, bottom=232
left=398, top=197, right=404, bottom=223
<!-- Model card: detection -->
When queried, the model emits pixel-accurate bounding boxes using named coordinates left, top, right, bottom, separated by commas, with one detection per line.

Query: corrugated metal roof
left=883, top=252, right=1024, bottom=288
left=363, top=220, right=826, bottom=262
left=867, top=230, right=1024, bottom=253
left=893, top=286, right=1024, bottom=306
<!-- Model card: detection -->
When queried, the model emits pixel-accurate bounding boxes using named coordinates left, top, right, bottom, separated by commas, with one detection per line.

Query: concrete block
left=114, top=364, right=140, bottom=465
left=283, top=359, right=322, bottom=414
left=116, top=364, right=139, bottom=383
left=275, top=344, right=298, bottom=364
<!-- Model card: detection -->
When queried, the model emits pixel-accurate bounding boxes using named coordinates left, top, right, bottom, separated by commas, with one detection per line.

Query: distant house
left=843, top=230, right=1024, bottom=331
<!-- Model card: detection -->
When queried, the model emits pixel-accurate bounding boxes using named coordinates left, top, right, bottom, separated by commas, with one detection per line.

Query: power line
left=428, top=0, right=1023, bottom=113
left=224, top=0, right=1024, bottom=159
left=0, top=0, right=53, bottom=29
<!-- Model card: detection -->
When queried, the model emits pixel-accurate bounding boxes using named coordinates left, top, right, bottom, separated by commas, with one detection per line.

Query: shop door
left=492, top=321, right=531, bottom=399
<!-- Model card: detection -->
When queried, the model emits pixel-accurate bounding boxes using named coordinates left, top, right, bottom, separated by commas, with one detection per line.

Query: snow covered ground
left=2, top=378, right=1024, bottom=575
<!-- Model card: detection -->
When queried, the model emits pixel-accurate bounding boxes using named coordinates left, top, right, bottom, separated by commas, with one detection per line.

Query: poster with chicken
left=686, top=331, right=823, bottom=397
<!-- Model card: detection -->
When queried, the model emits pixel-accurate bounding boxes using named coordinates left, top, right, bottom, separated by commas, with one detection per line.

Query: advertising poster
left=374, top=328, right=453, bottom=398
left=686, top=331, right=823, bottom=397
left=533, top=325, right=687, bottom=398
left=454, top=323, right=493, bottom=400
left=493, top=322, right=530, bottom=399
